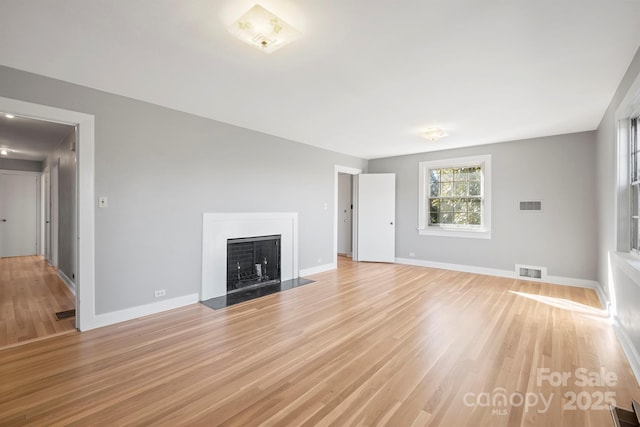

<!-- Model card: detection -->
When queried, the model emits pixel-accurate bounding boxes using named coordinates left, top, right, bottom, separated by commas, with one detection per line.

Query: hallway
left=0, top=255, right=75, bottom=347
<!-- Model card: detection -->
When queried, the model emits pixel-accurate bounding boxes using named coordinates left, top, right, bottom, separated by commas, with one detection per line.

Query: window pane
left=441, top=181, right=453, bottom=197
left=454, top=168, right=467, bottom=181
left=469, top=168, right=481, bottom=181
left=469, top=212, right=481, bottom=225
left=429, top=211, right=439, bottom=225
left=452, top=199, right=467, bottom=212
left=430, top=181, right=439, bottom=197
left=469, top=181, right=481, bottom=196
left=429, top=199, right=440, bottom=226
left=441, top=169, right=453, bottom=182
left=453, top=181, right=467, bottom=196
left=429, top=170, right=440, bottom=196
left=469, top=199, right=481, bottom=214
left=440, top=211, right=453, bottom=224
left=454, top=212, right=467, bottom=224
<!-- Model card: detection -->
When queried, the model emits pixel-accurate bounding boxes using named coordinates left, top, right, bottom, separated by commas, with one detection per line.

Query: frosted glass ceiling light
left=229, top=5, right=300, bottom=53
left=423, top=127, right=448, bottom=141
left=0, top=149, right=9, bottom=156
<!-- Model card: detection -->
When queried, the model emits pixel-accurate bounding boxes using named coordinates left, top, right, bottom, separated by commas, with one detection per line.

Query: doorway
left=0, top=116, right=77, bottom=346
left=333, top=165, right=361, bottom=267
left=0, top=96, right=95, bottom=333
left=334, top=166, right=397, bottom=267
left=337, top=173, right=353, bottom=258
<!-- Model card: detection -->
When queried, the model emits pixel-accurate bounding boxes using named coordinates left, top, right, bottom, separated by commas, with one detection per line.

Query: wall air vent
left=519, top=200, right=543, bottom=212
left=515, top=264, right=547, bottom=281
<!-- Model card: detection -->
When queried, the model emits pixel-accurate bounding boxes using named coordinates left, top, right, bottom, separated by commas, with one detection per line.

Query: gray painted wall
left=42, top=129, right=77, bottom=282
left=0, top=65, right=366, bottom=314
left=369, top=132, right=597, bottom=280
left=596, top=46, right=640, bottom=363
left=0, top=158, right=41, bottom=172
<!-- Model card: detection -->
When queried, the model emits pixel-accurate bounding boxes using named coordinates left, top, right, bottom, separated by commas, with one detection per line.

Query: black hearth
left=227, top=235, right=281, bottom=293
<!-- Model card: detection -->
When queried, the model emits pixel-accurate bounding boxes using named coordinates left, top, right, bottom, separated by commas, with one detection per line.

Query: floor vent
left=515, top=264, right=546, bottom=281
left=519, top=200, right=542, bottom=212
left=610, top=399, right=639, bottom=427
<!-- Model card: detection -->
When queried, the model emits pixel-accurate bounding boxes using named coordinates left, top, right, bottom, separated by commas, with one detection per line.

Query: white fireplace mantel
left=201, top=212, right=299, bottom=300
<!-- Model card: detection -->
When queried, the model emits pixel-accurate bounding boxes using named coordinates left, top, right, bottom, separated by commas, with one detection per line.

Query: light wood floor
left=0, top=255, right=76, bottom=347
left=1, top=258, right=639, bottom=426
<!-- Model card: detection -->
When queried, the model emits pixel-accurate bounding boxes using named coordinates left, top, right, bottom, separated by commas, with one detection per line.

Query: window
left=631, top=117, right=640, bottom=251
left=418, top=155, right=491, bottom=239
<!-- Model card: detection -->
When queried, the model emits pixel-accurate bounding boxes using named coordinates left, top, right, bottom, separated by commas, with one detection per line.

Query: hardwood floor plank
left=0, top=256, right=76, bottom=347
left=0, top=258, right=639, bottom=426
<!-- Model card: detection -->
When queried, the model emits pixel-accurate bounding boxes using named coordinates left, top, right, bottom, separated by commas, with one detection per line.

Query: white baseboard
left=300, top=262, right=336, bottom=277
left=611, top=316, right=640, bottom=386
left=396, top=257, right=514, bottom=280
left=593, top=284, right=610, bottom=311
left=86, top=293, right=199, bottom=331
left=395, top=258, right=598, bottom=289
left=544, top=275, right=599, bottom=289
left=57, top=270, right=76, bottom=296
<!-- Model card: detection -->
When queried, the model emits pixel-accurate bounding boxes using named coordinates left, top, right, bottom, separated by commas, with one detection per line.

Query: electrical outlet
left=318, top=257, right=323, bottom=264
left=154, top=289, right=166, bottom=298
left=409, top=252, right=416, bottom=257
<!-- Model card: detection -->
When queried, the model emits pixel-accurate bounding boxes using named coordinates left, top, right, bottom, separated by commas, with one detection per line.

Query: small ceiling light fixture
left=423, top=127, right=448, bottom=142
left=0, top=149, right=9, bottom=156
left=229, top=4, right=300, bottom=53
left=5, top=114, right=15, bottom=119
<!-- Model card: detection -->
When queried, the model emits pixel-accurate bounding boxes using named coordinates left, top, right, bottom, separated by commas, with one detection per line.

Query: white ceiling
left=0, top=114, right=74, bottom=161
left=0, top=1, right=639, bottom=159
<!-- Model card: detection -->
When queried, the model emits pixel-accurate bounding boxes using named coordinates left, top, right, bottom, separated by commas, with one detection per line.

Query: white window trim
left=615, top=77, right=640, bottom=255
left=418, top=154, right=492, bottom=239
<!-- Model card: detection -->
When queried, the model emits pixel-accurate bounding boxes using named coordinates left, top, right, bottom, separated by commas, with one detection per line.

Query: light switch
left=98, top=196, right=108, bottom=208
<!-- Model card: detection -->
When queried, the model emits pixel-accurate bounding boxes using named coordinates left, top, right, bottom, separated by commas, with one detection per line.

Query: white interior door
left=0, top=173, right=38, bottom=257
left=356, top=173, right=395, bottom=262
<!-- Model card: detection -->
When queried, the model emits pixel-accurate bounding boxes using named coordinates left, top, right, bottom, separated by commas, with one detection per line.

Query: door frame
left=334, top=165, right=362, bottom=267
left=50, top=158, right=59, bottom=267
left=0, top=96, right=95, bottom=331
left=40, top=170, right=47, bottom=257
left=0, top=170, right=41, bottom=257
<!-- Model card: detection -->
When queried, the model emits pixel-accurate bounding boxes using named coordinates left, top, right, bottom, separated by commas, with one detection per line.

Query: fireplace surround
left=201, top=212, right=298, bottom=300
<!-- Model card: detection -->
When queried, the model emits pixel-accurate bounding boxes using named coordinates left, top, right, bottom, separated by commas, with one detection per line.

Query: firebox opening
left=227, top=234, right=281, bottom=293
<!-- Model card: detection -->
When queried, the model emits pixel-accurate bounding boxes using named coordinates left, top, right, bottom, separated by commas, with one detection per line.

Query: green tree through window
left=428, top=166, right=482, bottom=227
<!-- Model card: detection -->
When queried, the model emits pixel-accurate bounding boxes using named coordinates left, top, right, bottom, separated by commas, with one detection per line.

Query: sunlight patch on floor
left=509, top=291, right=608, bottom=318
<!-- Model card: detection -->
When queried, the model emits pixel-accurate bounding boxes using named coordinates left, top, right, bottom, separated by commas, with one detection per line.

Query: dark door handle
left=1, top=219, right=6, bottom=222
left=390, top=222, right=394, bottom=225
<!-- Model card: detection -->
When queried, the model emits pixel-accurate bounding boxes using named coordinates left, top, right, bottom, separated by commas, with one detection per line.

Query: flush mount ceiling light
left=423, top=127, right=448, bottom=142
left=228, top=4, right=300, bottom=54
left=4, top=113, right=14, bottom=119
left=0, top=149, right=9, bottom=156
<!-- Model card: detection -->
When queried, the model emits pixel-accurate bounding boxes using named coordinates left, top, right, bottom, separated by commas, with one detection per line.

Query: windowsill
left=418, top=227, right=491, bottom=239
